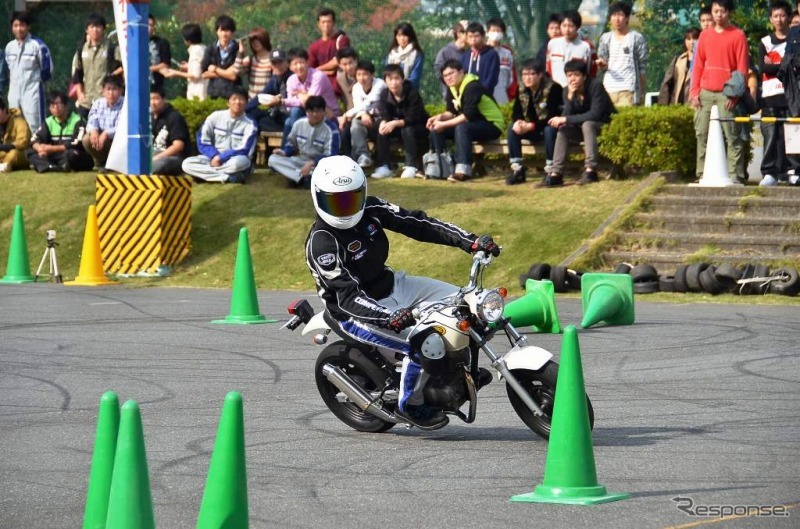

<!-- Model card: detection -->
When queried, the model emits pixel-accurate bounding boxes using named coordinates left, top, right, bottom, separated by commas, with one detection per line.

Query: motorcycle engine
left=420, top=348, right=471, bottom=410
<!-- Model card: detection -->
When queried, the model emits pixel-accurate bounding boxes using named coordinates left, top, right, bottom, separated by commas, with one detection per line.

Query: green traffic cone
left=0, top=205, right=34, bottom=283
left=105, top=401, right=155, bottom=529
left=503, top=279, right=561, bottom=334
left=511, top=326, right=630, bottom=505
left=212, top=228, right=275, bottom=324
left=83, top=391, right=121, bottom=529
left=580, top=273, right=635, bottom=329
left=196, top=391, right=248, bottom=529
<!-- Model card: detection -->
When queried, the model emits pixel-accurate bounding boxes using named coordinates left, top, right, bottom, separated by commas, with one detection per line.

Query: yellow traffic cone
left=66, top=205, right=113, bottom=286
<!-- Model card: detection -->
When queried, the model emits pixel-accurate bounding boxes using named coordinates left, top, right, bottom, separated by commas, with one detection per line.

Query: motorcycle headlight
left=476, top=289, right=505, bottom=323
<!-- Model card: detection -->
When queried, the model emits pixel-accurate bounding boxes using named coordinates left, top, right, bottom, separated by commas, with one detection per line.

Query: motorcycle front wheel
left=505, top=361, right=595, bottom=440
left=314, top=342, right=396, bottom=433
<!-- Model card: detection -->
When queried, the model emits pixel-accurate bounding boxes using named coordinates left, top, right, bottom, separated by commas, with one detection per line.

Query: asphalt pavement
left=0, top=284, right=798, bottom=529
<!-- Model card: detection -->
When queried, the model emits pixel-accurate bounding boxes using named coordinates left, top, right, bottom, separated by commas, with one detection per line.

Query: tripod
left=35, top=231, right=62, bottom=284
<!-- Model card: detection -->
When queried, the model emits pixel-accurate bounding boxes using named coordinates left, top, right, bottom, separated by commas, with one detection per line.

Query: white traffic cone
left=692, top=105, right=740, bottom=187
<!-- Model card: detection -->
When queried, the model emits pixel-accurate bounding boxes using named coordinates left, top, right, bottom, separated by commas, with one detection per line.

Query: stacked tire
left=518, top=263, right=583, bottom=293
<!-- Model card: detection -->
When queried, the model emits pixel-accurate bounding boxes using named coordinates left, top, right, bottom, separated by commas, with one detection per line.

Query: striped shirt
left=244, top=54, right=273, bottom=98
left=602, top=32, right=640, bottom=93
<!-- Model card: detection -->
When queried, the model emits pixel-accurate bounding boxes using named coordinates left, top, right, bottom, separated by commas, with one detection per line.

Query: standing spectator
left=434, top=21, right=467, bottom=99
left=535, top=14, right=562, bottom=65
left=182, top=87, right=257, bottom=183
left=162, top=24, right=207, bottom=100
left=546, top=10, right=597, bottom=87
left=82, top=75, right=124, bottom=168
left=245, top=49, right=292, bottom=132
left=486, top=17, right=518, bottom=105
left=699, top=5, right=715, bottom=30
left=461, top=22, right=500, bottom=94
left=596, top=2, right=648, bottom=107
left=0, top=49, right=7, bottom=95
left=335, top=47, right=359, bottom=157
left=268, top=96, right=336, bottom=188
left=148, top=14, right=171, bottom=93
left=202, top=15, right=244, bottom=100
left=427, top=59, right=504, bottom=182
left=372, top=64, right=429, bottom=179
left=308, top=7, right=350, bottom=97
left=27, top=90, right=93, bottom=173
left=150, top=88, right=190, bottom=175
left=71, top=13, right=122, bottom=120
left=0, top=97, right=31, bottom=173
left=792, top=11, right=800, bottom=27
left=5, top=11, right=53, bottom=133
left=759, top=0, right=799, bottom=186
left=546, top=59, right=616, bottom=187
left=283, top=48, right=339, bottom=147
left=342, top=60, right=386, bottom=169
left=386, top=22, right=424, bottom=90
left=505, top=59, right=562, bottom=185
left=658, top=28, right=700, bottom=105
left=690, top=0, right=749, bottom=183
left=242, top=28, right=273, bottom=99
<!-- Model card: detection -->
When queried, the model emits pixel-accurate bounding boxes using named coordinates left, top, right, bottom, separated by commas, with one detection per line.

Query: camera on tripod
left=36, top=229, right=62, bottom=283
left=46, top=230, right=56, bottom=243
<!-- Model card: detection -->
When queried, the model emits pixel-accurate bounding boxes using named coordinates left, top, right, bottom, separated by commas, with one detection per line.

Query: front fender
left=301, top=311, right=330, bottom=336
left=502, top=345, right=553, bottom=372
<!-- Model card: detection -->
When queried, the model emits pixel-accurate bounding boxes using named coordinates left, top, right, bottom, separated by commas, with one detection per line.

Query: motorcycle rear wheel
left=506, top=361, right=595, bottom=440
left=315, top=342, right=396, bottom=433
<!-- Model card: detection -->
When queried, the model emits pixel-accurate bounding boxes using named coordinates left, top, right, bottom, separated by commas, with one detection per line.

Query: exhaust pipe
left=322, top=364, right=401, bottom=423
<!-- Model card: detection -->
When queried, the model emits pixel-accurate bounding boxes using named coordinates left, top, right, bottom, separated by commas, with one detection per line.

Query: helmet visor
left=315, top=185, right=366, bottom=219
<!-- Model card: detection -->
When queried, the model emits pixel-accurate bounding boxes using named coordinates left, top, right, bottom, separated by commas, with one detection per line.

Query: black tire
left=715, top=263, right=743, bottom=281
left=314, top=342, right=396, bottom=433
left=634, top=280, right=660, bottom=293
left=518, top=273, right=529, bottom=289
left=737, top=264, right=756, bottom=295
left=751, top=264, right=771, bottom=294
left=674, top=265, right=689, bottom=293
left=769, top=267, right=800, bottom=296
left=505, top=362, right=595, bottom=441
left=698, top=266, right=725, bottom=295
left=658, top=275, right=676, bottom=292
left=630, top=263, right=659, bottom=282
left=614, top=262, right=633, bottom=274
left=566, top=269, right=583, bottom=291
left=685, top=263, right=710, bottom=292
left=528, top=263, right=551, bottom=281
left=550, top=265, right=569, bottom=293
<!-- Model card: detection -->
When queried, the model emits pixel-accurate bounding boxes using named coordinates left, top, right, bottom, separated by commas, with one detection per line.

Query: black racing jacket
left=305, top=196, right=477, bottom=324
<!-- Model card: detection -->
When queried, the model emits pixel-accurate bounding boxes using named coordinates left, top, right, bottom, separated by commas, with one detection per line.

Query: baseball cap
left=270, top=49, right=287, bottom=62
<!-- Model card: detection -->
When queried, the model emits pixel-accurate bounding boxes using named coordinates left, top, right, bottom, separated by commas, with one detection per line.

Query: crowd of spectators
left=2, top=2, right=799, bottom=187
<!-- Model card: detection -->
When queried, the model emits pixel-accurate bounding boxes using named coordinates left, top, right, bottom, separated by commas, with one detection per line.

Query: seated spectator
left=242, top=28, right=273, bottom=98
left=335, top=47, right=358, bottom=156
left=245, top=49, right=291, bottom=132
left=283, top=47, right=339, bottom=147
left=505, top=59, right=562, bottom=185
left=426, top=59, right=504, bottom=182
left=371, top=64, right=429, bottom=179
left=461, top=22, right=500, bottom=94
left=545, top=59, right=616, bottom=187
left=82, top=74, right=124, bottom=168
left=434, top=21, right=467, bottom=99
left=486, top=17, right=518, bottom=105
left=182, top=86, right=257, bottom=183
left=162, top=23, right=207, bottom=100
left=268, top=96, right=337, bottom=188
left=386, top=22, right=424, bottom=89
left=27, top=90, right=93, bottom=173
left=150, top=88, right=190, bottom=175
left=658, top=27, right=700, bottom=105
left=342, top=60, right=386, bottom=168
left=0, top=96, right=32, bottom=173
left=201, top=15, right=244, bottom=100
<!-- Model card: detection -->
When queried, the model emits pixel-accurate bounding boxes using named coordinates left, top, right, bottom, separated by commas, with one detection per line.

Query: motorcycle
left=283, top=251, right=594, bottom=439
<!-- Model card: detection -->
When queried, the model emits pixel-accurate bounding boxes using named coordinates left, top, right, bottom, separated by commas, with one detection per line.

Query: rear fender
left=302, top=311, right=331, bottom=336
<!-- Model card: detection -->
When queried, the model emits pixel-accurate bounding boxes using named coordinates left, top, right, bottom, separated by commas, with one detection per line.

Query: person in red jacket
left=689, top=0, right=749, bottom=183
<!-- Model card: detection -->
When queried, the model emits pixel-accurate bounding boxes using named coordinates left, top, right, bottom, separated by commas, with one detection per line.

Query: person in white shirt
left=339, top=60, right=386, bottom=168
left=163, top=24, right=208, bottom=101
left=546, top=10, right=596, bottom=87
left=596, top=2, right=648, bottom=106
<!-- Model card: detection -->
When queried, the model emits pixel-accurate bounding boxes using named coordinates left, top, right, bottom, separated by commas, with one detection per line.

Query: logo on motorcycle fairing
left=316, top=253, right=335, bottom=266
left=347, top=240, right=361, bottom=252
left=333, top=176, right=352, bottom=186
left=433, top=325, right=446, bottom=335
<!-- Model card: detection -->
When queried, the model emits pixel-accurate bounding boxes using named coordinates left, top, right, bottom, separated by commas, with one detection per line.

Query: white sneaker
left=0, top=163, right=9, bottom=173
left=371, top=165, right=393, bottom=179
left=400, top=166, right=417, bottom=179
left=759, top=174, right=777, bottom=186
left=357, top=154, right=373, bottom=168
left=790, top=174, right=800, bottom=186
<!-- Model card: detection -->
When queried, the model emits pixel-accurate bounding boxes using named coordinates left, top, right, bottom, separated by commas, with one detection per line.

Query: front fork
left=468, top=323, right=546, bottom=417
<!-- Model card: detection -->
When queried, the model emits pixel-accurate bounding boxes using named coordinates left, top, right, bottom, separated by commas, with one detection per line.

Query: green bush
left=170, top=98, right=229, bottom=140
left=598, top=105, right=696, bottom=178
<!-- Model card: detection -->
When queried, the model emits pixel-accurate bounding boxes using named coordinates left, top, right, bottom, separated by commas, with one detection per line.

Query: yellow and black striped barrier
left=96, top=174, right=192, bottom=275
left=716, top=116, right=800, bottom=123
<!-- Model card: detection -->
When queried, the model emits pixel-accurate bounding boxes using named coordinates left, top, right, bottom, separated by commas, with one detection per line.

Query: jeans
left=430, top=121, right=501, bottom=175
left=506, top=123, right=556, bottom=165
left=376, top=123, right=428, bottom=169
left=760, top=106, right=800, bottom=178
left=282, top=106, right=306, bottom=149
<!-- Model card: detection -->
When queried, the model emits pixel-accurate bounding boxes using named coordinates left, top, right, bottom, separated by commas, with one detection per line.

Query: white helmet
left=311, top=155, right=367, bottom=230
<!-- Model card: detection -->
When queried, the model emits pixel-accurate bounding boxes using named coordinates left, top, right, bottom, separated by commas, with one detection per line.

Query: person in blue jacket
left=461, top=22, right=500, bottom=95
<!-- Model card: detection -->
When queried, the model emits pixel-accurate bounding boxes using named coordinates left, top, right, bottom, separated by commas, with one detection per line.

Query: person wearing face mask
left=485, top=17, right=518, bottom=105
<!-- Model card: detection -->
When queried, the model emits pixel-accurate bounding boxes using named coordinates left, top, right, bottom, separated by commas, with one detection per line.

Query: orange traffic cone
left=66, top=205, right=113, bottom=286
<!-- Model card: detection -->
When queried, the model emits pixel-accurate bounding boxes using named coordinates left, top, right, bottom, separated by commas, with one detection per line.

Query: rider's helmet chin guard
left=311, top=155, right=367, bottom=230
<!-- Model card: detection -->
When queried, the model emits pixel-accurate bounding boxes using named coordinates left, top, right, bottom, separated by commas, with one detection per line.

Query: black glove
left=384, top=308, right=415, bottom=333
left=471, top=235, right=500, bottom=257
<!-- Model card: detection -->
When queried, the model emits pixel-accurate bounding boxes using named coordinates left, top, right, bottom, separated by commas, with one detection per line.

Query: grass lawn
left=0, top=167, right=641, bottom=292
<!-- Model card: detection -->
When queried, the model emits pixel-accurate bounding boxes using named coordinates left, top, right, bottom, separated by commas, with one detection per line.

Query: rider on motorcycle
left=305, top=155, right=500, bottom=429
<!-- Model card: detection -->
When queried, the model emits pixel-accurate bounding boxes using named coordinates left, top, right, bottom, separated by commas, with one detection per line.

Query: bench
left=256, top=131, right=284, bottom=166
